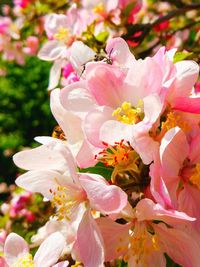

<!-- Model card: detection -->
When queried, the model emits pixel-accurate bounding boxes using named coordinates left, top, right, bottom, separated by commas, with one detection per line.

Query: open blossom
left=61, top=37, right=200, bottom=167
left=38, top=5, right=93, bottom=90
left=3, top=232, right=67, bottom=267
left=14, top=140, right=127, bottom=266
left=97, top=198, right=199, bottom=267
left=151, top=127, right=200, bottom=234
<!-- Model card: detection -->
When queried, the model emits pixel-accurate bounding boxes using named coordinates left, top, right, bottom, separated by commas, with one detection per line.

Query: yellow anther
left=53, top=27, right=69, bottom=41
left=93, top=3, right=104, bottom=14
left=122, top=101, right=132, bottom=110
left=71, top=261, right=82, bottom=267
left=123, top=226, right=160, bottom=266
left=190, top=163, right=200, bottom=189
left=96, top=140, right=140, bottom=182
left=161, top=112, right=190, bottom=133
left=14, top=253, right=34, bottom=267
left=112, top=101, right=142, bottom=125
left=50, top=185, right=79, bottom=221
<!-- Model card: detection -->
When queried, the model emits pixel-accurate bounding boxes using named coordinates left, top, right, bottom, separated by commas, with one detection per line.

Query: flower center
left=124, top=225, right=160, bottom=266
left=50, top=184, right=84, bottom=221
left=112, top=101, right=143, bottom=125
left=93, top=3, right=104, bottom=14
left=190, top=163, right=200, bottom=189
left=96, top=140, right=140, bottom=182
left=96, top=140, right=139, bottom=168
left=14, top=253, right=34, bottom=267
left=161, top=111, right=190, bottom=133
left=53, top=27, right=69, bottom=41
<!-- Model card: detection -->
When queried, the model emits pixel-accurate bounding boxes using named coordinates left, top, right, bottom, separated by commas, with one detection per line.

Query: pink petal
left=160, top=127, right=189, bottom=177
left=143, top=94, right=163, bottom=124
left=150, top=158, right=173, bottom=208
left=168, top=60, right=199, bottom=104
left=34, top=232, right=65, bottom=267
left=50, top=89, right=83, bottom=144
left=125, top=57, right=163, bottom=102
left=136, top=198, right=195, bottom=226
left=79, top=173, right=127, bottom=214
left=100, top=120, right=133, bottom=146
left=132, top=133, right=159, bottom=165
left=85, top=63, right=126, bottom=108
left=76, top=140, right=99, bottom=168
left=106, top=37, right=136, bottom=67
left=106, top=0, right=118, bottom=12
left=15, top=170, right=63, bottom=199
left=4, top=233, right=29, bottom=266
left=73, top=210, right=105, bottom=267
left=48, top=60, right=62, bottom=90
left=178, top=183, right=200, bottom=233
left=96, top=217, right=130, bottom=261
left=60, top=81, right=97, bottom=120
left=84, top=106, right=113, bottom=147
left=173, top=96, right=200, bottom=114
left=154, top=223, right=200, bottom=267
left=38, top=40, right=66, bottom=61
left=13, top=144, right=66, bottom=171
left=189, top=133, right=200, bottom=164
left=70, top=41, right=95, bottom=76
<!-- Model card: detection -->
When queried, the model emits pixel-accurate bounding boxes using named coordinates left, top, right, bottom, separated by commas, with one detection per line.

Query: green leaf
left=173, top=51, right=193, bottom=63
left=95, top=31, right=109, bottom=43
left=79, top=162, right=113, bottom=181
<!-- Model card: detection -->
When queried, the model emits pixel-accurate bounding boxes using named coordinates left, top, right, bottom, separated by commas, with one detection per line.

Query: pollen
left=14, top=253, right=34, bottom=267
left=112, top=101, right=142, bottom=125
left=190, top=163, right=200, bottom=189
left=161, top=112, right=190, bottom=133
left=50, top=185, right=81, bottom=221
left=96, top=140, right=139, bottom=169
left=93, top=3, right=104, bottom=14
left=53, top=27, right=69, bottom=41
left=124, top=227, right=160, bottom=266
left=96, top=140, right=140, bottom=182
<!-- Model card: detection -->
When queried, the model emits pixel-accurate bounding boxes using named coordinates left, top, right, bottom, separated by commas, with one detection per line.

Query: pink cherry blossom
left=4, top=232, right=67, bottom=267
left=14, top=140, right=127, bottom=266
left=97, top=198, right=199, bottom=267
left=151, top=127, right=200, bottom=235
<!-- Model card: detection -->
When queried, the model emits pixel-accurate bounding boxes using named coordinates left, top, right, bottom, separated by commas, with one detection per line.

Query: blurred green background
left=0, top=57, right=55, bottom=184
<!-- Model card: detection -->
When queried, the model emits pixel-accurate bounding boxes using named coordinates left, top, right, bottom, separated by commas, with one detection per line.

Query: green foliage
left=173, top=51, right=193, bottom=63
left=79, top=162, right=113, bottom=181
left=0, top=57, right=55, bottom=183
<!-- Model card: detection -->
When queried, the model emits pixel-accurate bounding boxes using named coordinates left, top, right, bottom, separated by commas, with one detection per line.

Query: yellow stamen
left=50, top=184, right=83, bottom=221
left=14, top=253, right=34, bottom=267
left=93, top=3, right=104, bottom=14
left=71, top=261, right=82, bottom=267
left=53, top=27, right=69, bottom=41
left=96, top=140, right=140, bottom=183
left=161, top=112, right=190, bottom=133
left=124, top=226, right=160, bottom=266
left=112, top=101, right=143, bottom=125
left=190, top=163, right=200, bottom=189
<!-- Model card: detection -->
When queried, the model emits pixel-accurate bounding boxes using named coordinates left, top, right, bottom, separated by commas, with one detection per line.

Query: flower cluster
left=1, top=35, right=200, bottom=267
left=0, top=0, right=142, bottom=66
left=1, top=1, right=200, bottom=267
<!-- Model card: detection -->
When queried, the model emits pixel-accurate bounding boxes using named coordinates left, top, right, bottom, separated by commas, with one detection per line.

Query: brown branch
left=123, top=3, right=200, bottom=44
left=151, top=3, right=200, bottom=28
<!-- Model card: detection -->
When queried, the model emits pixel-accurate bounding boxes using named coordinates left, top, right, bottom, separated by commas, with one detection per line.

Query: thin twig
left=123, top=3, right=200, bottom=44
